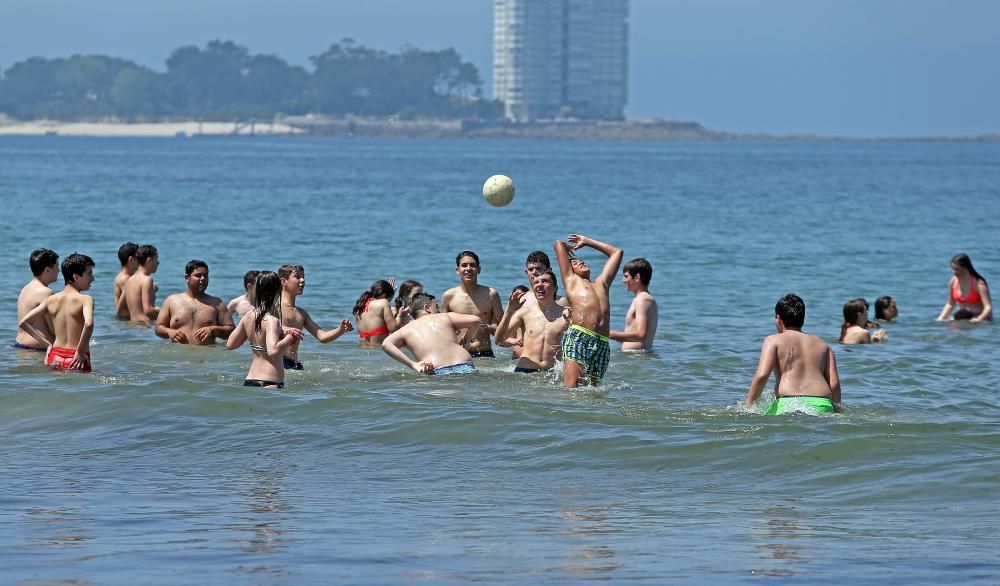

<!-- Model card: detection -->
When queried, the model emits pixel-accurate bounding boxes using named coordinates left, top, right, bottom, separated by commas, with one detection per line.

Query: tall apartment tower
left=493, top=0, right=628, bottom=121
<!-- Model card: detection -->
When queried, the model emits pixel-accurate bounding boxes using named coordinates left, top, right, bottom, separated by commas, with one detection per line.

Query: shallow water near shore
left=1, top=136, right=998, bottom=584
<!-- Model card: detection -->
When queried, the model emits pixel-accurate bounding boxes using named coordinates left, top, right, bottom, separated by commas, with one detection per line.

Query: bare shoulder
left=202, top=294, right=225, bottom=307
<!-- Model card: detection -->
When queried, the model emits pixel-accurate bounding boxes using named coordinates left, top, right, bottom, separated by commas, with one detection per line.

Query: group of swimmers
left=15, top=242, right=991, bottom=415
left=15, top=236, right=659, bottom=389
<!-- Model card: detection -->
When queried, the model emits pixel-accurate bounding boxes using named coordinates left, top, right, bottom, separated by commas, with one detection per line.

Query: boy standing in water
left=382, top=293, right=483, bottom=375
left=16, top=249, right=60, bottom=350
left=610, top=258, right=659, bottom=352
left=227, top=270, right=260, bottom=319
left=746, top=293, right=841, bottom=414
left=554, top=233, right=623, bottom=387
left=155, top=260, right=234, bottom=345
left=278, top=264, right=353, bottom=370
left=495, top=270, right=569, bottom=372
left=122, top=244, right=160, bottom=322
left=113, top=242, right=139, bottom=318
left=441, top=251, right=503, bottom=358
left=19, top=253, right=95, bottom=372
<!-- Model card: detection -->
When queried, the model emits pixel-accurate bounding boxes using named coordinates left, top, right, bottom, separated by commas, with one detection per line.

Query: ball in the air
left=482, top=174, right=515, bottom=207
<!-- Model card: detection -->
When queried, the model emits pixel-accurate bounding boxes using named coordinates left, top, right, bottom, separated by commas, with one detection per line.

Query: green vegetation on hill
left=0, top=39, right=501, bottom=121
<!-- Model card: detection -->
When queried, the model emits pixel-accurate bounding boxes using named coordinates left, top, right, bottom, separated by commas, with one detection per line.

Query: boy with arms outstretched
left=278, top=264, right=353, bottom=370
left=554, top=233, right=623, bottom=387
left=746, top=293, right=841, bottom=415
left=19, top=253, right=96, bottom=372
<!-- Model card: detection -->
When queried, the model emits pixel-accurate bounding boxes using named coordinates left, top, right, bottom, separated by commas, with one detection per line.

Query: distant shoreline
left=0, top=116, right=996, bottom=142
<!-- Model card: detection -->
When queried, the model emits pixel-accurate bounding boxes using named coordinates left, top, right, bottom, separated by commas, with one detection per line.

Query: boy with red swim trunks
left=19, top=253, right=96, bottom=373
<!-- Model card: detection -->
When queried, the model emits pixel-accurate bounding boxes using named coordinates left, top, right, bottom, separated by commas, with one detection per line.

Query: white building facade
left=493, top=0, right=629, bottom=121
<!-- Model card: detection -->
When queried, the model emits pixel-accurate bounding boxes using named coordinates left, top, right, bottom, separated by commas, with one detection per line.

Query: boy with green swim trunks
left=746, top=294, right=842, bottom=415
left=554, top=233, right=623, bottom=387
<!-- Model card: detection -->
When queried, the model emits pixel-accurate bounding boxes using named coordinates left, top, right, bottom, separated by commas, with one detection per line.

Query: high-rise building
left=493, top=0, right=628, bottom=121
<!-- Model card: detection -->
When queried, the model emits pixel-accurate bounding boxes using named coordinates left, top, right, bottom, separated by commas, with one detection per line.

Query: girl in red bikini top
left=353, top=279, right=400, bottom=346
left=938, top=253, right=993, bottom=322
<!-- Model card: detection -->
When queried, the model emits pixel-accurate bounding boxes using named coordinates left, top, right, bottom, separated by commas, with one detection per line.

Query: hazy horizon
left=1, top=0, right=998, bottom=137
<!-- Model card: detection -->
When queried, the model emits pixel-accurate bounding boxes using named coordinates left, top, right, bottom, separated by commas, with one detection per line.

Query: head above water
left=455, top=250, right=480, bottom=268
left=569, top=257, right=591, bottom=279
left=136, top=244, right=158, bottom=266
left=532, top=269, right=559, bottom=298
left=874, top=295, right=897, bottom=320
left=29, top=248, right=59, bottom=277
left=774, top=293, right=805, bottom=329
left=353, top=279, right=396, bottom=318
left=623, top=257, right=652, bottom=286
left=252, top=271, right=282, bottom=333
left=185, top=259, right=208, bottom=277
left=409, top=292, right=437, bottom=318
left=525, top=250, right=551, bottom=277
left=243, top=270, right=261, bottom=291
left=61, top=253, right=95, bottom=287
left=395, top=279, right=423, bottom=309
left=951, top=253, right=987, bottom=285
left=843, top=298, right=869, bottom=326
left=117, top=242, right=139, bottom=267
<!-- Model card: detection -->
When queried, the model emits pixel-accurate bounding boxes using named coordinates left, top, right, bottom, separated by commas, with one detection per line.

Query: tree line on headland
left=0, top=39, right=502, bottom=122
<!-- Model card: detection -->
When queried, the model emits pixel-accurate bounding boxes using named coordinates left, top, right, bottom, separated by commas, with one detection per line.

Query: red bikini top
left=951, top=277, right=983, bottom=305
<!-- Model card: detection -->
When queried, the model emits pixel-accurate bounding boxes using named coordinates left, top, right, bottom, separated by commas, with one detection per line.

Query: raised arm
left=568, top=234, right=623, bottom=287
left=554, top=239, right=576, bottom=286
left=971, top=280, right=993, bottom=323
left=746, top=337, right=777, bottom=408
left=494, top=289, right=526, bottom=345
left=936, top=277, right=956, bottom=321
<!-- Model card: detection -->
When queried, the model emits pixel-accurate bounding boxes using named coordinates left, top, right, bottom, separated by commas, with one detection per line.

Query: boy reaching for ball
left=554, top=234, right=623, bottom=387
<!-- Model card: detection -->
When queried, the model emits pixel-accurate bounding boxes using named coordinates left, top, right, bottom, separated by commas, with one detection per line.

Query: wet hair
left=29, top=248, right=59, bottom=277
left=534, top=269, right=559, bottom=295
left=353, top=279, right=395, bottom=318
left=874, top=296, right=894, bottom=320
left=951, top=253, right=987, bottom=285
left=278, top=264, right=304, bottom=280
left=840, top=299, right=869, bottom=342
left=623, top=257, right=653, bottom=286
left=252, top=271, right=282, bottom=333
left=525, top=251, right=551, bottom=269
left=395, top=279, right=423, bottom=310
left=409, top=292, right=436, bottom=317
left=455, top=250, right=480, bottom=267
left=774, top=294, right=805, bottom=329
left=61, top=253, right=95, bottom=284
left=243, top=270, right=260, bottom=289
left=136, top=244, right=158, bottom=265
left=185, top=259, right=208, bottom=277
left=512, top=285, right=529, bottom=295
left=117, top=242, right=139, bottom=266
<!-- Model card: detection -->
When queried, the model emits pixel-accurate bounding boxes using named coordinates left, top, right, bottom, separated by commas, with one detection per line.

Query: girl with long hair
left=226, top=271, right=302, bottom=388
left=353, top=279, right=399, bottom=347
left=937, top=253, right=992, bottom=322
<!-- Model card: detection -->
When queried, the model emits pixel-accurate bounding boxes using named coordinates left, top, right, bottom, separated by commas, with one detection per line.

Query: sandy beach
left=0, top=119, right=304, bottom=137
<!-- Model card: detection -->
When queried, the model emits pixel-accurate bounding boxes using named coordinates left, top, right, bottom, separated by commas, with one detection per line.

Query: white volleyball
left=482, top=174, right=515, bottom=207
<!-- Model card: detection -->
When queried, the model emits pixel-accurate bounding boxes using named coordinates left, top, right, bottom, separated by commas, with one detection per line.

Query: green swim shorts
left=765, top=396, right=836, bottom=415
left=561, top=324, right=611, bottom=382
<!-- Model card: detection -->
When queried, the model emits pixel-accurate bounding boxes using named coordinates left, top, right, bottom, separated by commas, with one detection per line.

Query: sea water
left=0, top=136, right=997, bottom=584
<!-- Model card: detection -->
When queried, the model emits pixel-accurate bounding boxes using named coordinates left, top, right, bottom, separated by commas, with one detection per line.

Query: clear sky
left=1, top=0, right=998, bottom=137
